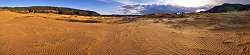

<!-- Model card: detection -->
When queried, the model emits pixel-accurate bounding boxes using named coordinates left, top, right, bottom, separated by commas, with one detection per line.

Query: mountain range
left=0, top=6, right=100, bottom=16
left=205, top=3, right=250, bottom=13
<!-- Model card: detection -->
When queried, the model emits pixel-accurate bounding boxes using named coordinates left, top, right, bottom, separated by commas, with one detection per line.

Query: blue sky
left=0, top=0, right=123, bottom=14
left=0, top=0, right=249, bottom=15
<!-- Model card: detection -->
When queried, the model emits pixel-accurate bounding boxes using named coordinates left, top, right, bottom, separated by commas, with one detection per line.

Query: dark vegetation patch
left=140, top=13, right=186, bottom=18
left=67, top=19, right=102, bottom=23
left=112, top=17, right=138, bottom=24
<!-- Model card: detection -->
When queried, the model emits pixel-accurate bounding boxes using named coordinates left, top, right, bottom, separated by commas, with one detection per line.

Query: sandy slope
left=0, top=11, right=250, bottom=55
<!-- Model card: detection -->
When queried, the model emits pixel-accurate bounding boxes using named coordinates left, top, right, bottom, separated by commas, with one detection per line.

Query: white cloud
left=99, top=0, right=156, bottom=5
left=99, top=0, right=250, bottom=14
left=101, top=0, right=250, bottom=6
left=119, top=4, right=211, bottom=15
left=101, top=0, right=218, bottom=7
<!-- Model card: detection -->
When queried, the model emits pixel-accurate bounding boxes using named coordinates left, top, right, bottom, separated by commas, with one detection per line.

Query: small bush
left=68, top=19, right=102, bottom=23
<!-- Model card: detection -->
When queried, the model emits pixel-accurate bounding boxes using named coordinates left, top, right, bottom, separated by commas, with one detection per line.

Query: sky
left=0, top=0, right=250, bottom=15
left=0, top=0, right=123, bottom=14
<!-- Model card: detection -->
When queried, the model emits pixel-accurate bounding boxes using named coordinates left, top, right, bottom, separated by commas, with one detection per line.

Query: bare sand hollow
left=0, top=11, right=250, bottom=55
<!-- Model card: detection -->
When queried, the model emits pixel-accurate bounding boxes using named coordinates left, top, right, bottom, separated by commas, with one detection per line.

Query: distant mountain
left=246, top=4, right=250, bottom=8
left=0, top=6, right=100, bottom=16
left=205, top=3, right=250, bottom=13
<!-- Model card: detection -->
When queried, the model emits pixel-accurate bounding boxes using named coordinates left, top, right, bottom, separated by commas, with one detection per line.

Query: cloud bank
left=99, top=0, right=250, bottom=14
left=108, top=0, right=250, bottom=5
left=119, top=4, right=211, bottom=15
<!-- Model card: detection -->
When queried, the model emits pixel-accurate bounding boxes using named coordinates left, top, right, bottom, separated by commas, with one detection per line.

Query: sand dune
left=0, top=11, right=250, bottom=55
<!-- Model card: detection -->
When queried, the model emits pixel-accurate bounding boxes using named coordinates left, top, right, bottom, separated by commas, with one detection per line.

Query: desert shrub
left=141, top=13, right=181, bottom=18
left=112, top=17, right=137, bottom=24
left=69, top=20, right=102, bottom=23
left=140, top=13, right=188, bottom=19
left=56, top=19, right=102, bottom=23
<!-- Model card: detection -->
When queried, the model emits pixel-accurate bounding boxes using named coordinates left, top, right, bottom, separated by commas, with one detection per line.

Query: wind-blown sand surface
left=0, top=11, right=250, bottom=55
